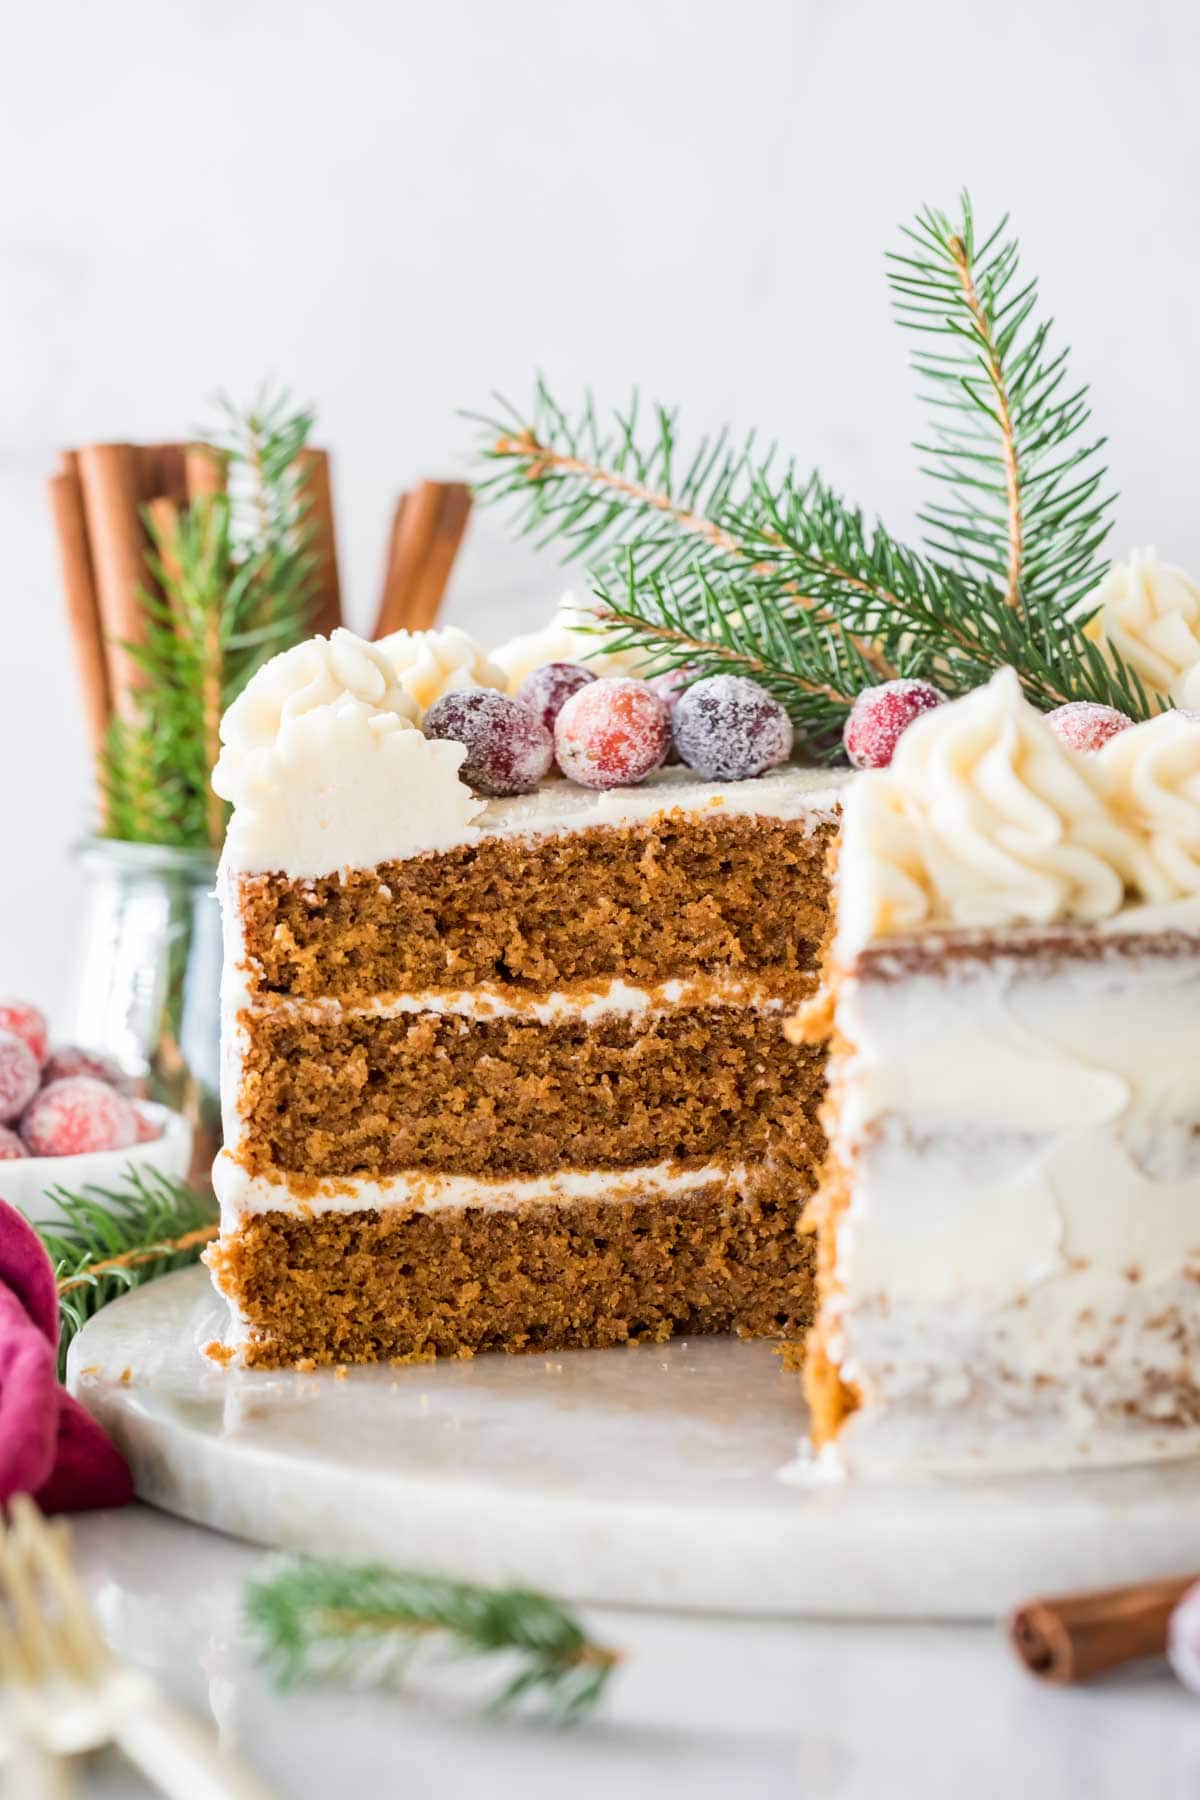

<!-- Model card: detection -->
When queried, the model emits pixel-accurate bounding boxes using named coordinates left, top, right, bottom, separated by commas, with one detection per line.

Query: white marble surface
left=66, top=1503, right=1200, bottom=1800
left=68, top=1268, right=1200, bottom=1622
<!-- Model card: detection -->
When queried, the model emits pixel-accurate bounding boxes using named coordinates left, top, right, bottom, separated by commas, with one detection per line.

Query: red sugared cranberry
left=133, top=1106, right=162, bottom=1144
left=843, top=679, right=947, bottom=770
left=647, top=666, right=695, bottom=714
left=0, top=1125, right=27, bottom=1160
left=0, top=1001, right=48, bottom=1066
left=20, top=1077, right=138, bottom=1158
left=671, top=675, right=793, bottom=781
left=423, top=691, right=554, bottom=797
left=554, top=678, right=671, bottom=790
left=515, top=662, right=597, bottom=738
left=42, top=1044, right=131, bottom=1091
left=0, top=1031, right=40, bottom=1126
left=1044, top=701, right=1133, bottom=754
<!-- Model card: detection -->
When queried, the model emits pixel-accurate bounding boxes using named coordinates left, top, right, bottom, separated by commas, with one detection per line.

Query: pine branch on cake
left=101, top=389, right=319, bottom=848
left=38, top=1168, right=217, bottom=1379
left=888, top=193, right=1114, bottom=613
left=245, top=1558, right=620, bottom=1723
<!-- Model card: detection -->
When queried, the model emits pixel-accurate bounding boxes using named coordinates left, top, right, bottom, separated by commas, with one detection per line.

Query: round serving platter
left=68, top=1266, right=1200, bottom=1621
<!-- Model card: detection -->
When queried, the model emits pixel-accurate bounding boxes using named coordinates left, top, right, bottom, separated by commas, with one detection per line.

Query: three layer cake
left=208, top=629, right=845, bottom=1366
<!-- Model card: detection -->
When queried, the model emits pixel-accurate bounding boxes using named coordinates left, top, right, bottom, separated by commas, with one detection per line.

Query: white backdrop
left=3, top=0, right=1199, bottom=1011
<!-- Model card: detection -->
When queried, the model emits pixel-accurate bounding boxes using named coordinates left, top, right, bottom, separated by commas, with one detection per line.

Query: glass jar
left=68, top=839, right=222, bottom=1180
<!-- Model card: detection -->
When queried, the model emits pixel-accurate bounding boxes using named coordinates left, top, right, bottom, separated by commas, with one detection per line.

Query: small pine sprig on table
left=101, top=386, right=319, bottom=851
left=471, top=195, right=1155, bottom=749
left=244, top=1558, right=620, bottom=1724
left=37, top=1167, right=217, bottom=1378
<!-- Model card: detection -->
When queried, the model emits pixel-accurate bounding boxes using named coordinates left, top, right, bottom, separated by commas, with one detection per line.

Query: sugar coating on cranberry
left=133, top=1105, right=162, bottom=1144
left=671, top=675, right=793, bottom=781
left=20, top=1076, right=139, bottom=1158
left=1044, top=700, right=1133, bottom=754
left=424, top=690, right=554, bottom=797
left=0, top=1124, right=27, bottom=1160
left=0, top=1000, right=48, bottom=1066
left=42, top=1044, right=130, bottom=1091
left=514, top=662, right=597, bottom=738
left=554, top=678, right=671, bottom=790
left=0, top=1030, right=40, bottom=1125
left=843, top=679, right=947, bottom=770
left=647, top=666, right=695, bottom=714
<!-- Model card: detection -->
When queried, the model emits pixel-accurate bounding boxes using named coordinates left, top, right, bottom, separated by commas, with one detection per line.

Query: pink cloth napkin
left=0, top=1200, right=132, bottom=1512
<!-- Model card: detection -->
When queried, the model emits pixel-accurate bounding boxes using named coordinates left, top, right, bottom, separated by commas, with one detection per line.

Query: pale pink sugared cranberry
left=0, top=1030, right=41, bottom=1126
left=20, top=1076, right=138, bottom=1158
left=1044, top=701, right=1133, bottom=754
left=0, top=1001, right=48, bottom=1066
left=424, top=690, right=554, bottom=797
left=42, top=1044, right=130, bottom=1091
left=671, top=674, right=793, bottom=781
left=514, top=662, right=597, bottom=738
left=1168, top=1580, right=1200, bottom=1695
left=0, top=1124, right=27, bottom=1160
left=843, top=679, right=947, bottom=769
left=554, top=677, right=671, bottom=790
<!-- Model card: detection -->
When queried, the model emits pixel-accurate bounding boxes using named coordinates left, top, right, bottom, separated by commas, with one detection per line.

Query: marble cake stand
left=67, top=1266, right=1200, bottom=1620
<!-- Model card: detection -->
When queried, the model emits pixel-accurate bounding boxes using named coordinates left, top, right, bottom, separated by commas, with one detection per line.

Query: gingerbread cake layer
left=209, top=1175, right=815, bottom=1367
left=235, top=811, right=835, bottom=1004
left=234, top=1003, right=826, bottom=1180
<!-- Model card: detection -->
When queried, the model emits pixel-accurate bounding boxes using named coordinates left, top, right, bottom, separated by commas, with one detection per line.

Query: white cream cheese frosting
left=213, top=628, right=487, bottom=877
left=835, top=665, right=1200, bottom=949
left=1085, top=548, right=1200, bottom=709
left=490, top=591, right=653, bottom=691
left=377, top=624, right=507, bottom=714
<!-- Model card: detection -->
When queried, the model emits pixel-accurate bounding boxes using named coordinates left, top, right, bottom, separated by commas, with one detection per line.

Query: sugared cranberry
left=20, top=1076, right=138, bottom=1158
left=647, top=666, right=695, bottom=715
left=133, top=1105, right=162, bottom=1144
left=671, top=675, right=793, bottom=781
left=1044, top=701, right=1133, bottom=754
left=0, top=1125, right=27, bottom=1160
left=0, top=1001, right=48, bottom=1066
left=515, top=662, right=597, bottom=738
left=554, top=678, right=671, bottom=790
left=42, top=1044, right=130, bottom=1091
left=843, top=679, right=947, bottom=770
left=0, top=1031, right=40, bottom=1125
left=424, top=690, right=554, bottom=797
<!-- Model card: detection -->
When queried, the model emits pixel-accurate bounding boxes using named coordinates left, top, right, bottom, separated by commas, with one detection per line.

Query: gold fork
left=0, top=1496, right=275, bottom=1799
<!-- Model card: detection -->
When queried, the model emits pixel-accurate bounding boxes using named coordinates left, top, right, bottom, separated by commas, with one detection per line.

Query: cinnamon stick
left=145, top=497, right=183, bottom=614
left=371, top=479, right=472, bottom=639
left=184, top=443, right=227, bottom=500
left=1009, top=1573, right=1196, bottom=1683
left=294, top=446, right=342, bottom=637
left=141, top=443, right=189, bottom=508
left=46, top=456, right=111, bottom=763
left=76, top=444, right=150, bottom=722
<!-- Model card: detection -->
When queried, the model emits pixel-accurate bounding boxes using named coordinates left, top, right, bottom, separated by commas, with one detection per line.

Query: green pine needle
left=244, top=1558, right=619, bottom=1724
left=37, top=1167, right=217, bottom=1378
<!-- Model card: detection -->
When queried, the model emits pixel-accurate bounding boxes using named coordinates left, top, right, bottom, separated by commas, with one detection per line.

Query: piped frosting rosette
left=213, top=629, right=486, bottom=878
left=1097, top=709, right=1200, bottom=900
left=378, top=625, right=507, bottom=715
left=1085, top=549, right=1200, bottom=711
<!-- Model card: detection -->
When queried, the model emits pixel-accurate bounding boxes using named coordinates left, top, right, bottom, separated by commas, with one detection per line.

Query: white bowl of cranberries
left=0, top=1000, right=194, bottom=1225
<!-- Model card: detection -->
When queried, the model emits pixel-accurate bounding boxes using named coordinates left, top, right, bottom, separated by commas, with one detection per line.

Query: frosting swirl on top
left=378, top=626, right=507, bottom=716
left=1085, top=549, right=1200, bottom=709
left=837, top=667, right=1139, bottom=944
left=213, top=630, right=485, bottom=878
left=491, top=593, right=652, bottom=693
left=1097, top=709, right=1200, bottom=900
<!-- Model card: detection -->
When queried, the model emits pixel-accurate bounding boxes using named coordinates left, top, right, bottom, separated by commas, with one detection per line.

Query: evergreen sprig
left=101, top=385, right=319, bottom=849
left=472, top=195, right=1146, bottom=743
left=244, top=1558, right=619, bottom=1724
left=888, top=194, right=1113, bottom=613
left=37, top=1167, right=217, bottom=1378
